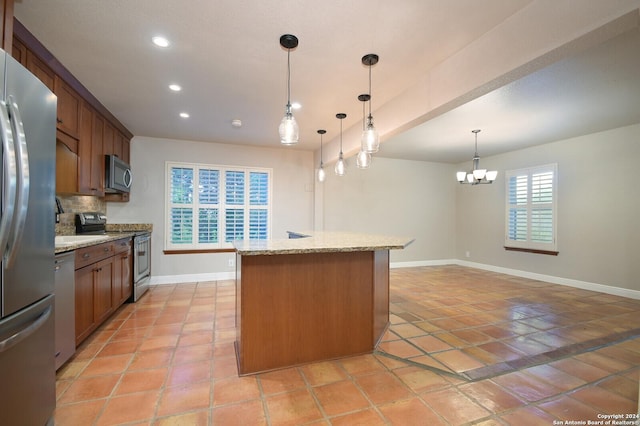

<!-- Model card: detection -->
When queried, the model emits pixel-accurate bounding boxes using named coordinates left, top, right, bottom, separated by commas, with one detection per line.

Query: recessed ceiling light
left=179, top=112, right=190, bottom=118
left=169, top=84, right=182, bottom=92
left=152, top=36, right=170, bottom=47
left=291, top=102, right=301, bottom=110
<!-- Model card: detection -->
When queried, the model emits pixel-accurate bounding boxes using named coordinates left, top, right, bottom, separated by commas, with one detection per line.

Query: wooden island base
left=235, top=250, right=390, bottom=375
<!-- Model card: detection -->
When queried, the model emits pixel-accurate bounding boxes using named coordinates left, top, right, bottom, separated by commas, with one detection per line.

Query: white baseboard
left=150, top=271, right=235, bottom=285
left=391, top=259, right=640, bottom=300
left=152, top=259, right=640, bottom=300
left=390, top=259, right=457, bottom=269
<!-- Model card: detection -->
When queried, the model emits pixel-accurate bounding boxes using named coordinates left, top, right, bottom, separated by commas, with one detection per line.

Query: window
left=505, top=163, right=558, bottom=254
left=166, top=162, right=271, bottom=250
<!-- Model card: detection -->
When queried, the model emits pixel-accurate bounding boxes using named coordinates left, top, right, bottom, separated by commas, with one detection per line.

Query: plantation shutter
left=505, top=164, right=557, bottom=252
left=166, top=163, right=271, bottom=250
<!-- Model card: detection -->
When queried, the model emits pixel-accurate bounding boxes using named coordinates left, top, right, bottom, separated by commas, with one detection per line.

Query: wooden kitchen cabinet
left=54, top=75, right=81, bottom=141
left=11, top=35, right=25, bottom=66
left=14, top=20, right=133, bottom=201
left=75, top=256, right=114, bottom=345
left=112, top=238, right=132, bottom=306
left=103, top=120, right=114, bottom=157
left=74, top=240, right=119, bottom=345
left=25, top=49, right=54, bottom=91
left=77, top=102, right=104, bottom=196
left=74, top=263, right=95, bottom=345
left=93, top=256, right=114, bottom=325
left=1, top=0, right=14, bottom=53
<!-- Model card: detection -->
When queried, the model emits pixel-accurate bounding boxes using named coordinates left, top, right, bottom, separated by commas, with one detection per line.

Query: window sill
left=164, top=247, right=237, bottom=255
left=504, top=246, right=559, bottom=256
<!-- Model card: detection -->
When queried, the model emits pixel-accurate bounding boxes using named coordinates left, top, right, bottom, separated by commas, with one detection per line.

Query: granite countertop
left=54, top=223, right=153, bottom=254
left=233, top=231, right=414, bottom=256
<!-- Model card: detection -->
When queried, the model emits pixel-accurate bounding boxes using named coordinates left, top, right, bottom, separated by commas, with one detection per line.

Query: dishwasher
left=54, top=252, right=75, bottom=370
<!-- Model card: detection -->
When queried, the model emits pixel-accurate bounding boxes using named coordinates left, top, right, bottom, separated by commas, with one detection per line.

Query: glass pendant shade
left=335, top=155, right=346, bottom=176
left=279, top=34, right=299, bottom=145
left=279, top=108, right=299, bottom=145
left=486, top=170, right=498, bottom=181
left=335, top=113, right=347, bottom=176
left=356, top=150, right=371, bottom=169
left=317, top=165, right=326, bottom=182
left=362, top=119, right=379, bottom=153
left=456, top=171, right=467, bottom=182
left=316, top=129, right=327, bottom=182
left=361, top=54, right=380, bottom=153
left=473, top=169, right=487, bottom=180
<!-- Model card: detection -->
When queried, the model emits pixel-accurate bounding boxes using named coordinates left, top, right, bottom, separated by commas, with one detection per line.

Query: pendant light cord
left=368, top=65, right=373, bottom=118
left=286, top=49, right=291, bottom=106
left=339, top=119, right=343, bottom=154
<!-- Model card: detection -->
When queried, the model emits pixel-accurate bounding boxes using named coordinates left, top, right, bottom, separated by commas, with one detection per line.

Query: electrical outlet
left=228, top=258, right=235, bottom=267
left=465, top=251, right=471, bottom=258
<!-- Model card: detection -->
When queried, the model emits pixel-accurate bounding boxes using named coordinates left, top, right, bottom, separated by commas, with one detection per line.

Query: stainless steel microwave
left=105, top=155, right=132, bottom=193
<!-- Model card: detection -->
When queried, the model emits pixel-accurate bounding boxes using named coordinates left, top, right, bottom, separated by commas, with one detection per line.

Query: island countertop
left=233, top=231, right=414, bottom=255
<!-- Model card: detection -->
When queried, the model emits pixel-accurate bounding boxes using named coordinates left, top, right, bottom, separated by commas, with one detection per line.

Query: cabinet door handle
left=56, top=118, right=63, bottom=124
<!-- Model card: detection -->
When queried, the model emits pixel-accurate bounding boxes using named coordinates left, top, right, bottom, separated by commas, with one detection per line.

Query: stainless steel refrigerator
left=0, top=49, right=57, bottom=425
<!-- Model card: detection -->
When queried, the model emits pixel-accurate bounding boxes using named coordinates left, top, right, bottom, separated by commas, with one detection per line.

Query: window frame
left=504, top=163, right=558, bottom=254
left=164, top=161, right=272, bottom=252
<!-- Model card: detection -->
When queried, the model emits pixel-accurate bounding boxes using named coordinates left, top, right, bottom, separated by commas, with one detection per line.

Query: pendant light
left=278, top=34, right=299, bottom=145
left=335, top=113, right=347, bottom=176
left=356, top=94, right=371, bottom=169
left=361, top=53, right=380, bottom=153
left=317, top=129, right=326, bottom=182
left=456, top=129, right=498, bottom=185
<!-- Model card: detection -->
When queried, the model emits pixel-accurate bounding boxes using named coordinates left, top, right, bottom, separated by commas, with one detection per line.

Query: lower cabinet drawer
left=75, top=242, right=114, bottom=270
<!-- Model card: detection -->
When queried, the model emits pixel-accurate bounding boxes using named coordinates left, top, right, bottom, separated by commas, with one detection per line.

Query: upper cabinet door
left=25, top=50, right=54, bottom=91
left=54, top=75, right=81, bottom=140
left=1, top=0, right=14, bottom=52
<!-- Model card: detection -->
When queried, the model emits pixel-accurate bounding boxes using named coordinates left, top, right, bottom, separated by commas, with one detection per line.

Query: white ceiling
left=13, top=1, right=640, bottom=164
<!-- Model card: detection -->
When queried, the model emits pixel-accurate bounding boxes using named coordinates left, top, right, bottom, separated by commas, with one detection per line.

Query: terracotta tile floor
left=55, top=265, right=640, bottom=425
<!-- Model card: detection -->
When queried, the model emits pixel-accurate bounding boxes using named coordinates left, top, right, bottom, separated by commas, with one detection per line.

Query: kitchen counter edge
left=233, top=231, right=414, bottom=256
left=55, top=224, right=152, bottom=254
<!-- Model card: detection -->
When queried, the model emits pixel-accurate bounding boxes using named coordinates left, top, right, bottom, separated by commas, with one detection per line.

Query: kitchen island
left=233, top=231, right=413, bottom=375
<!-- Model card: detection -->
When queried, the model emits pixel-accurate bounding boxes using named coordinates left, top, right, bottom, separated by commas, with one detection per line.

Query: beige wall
left=107, top=136, right=315, bottom=280
left=319, top=156, right=457, bottom=264
left=455, top=123, right=639, bottom=292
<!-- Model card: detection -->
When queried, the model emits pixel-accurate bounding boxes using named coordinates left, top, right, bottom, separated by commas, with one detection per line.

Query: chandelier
left=456, top=129, right=498, bottom=185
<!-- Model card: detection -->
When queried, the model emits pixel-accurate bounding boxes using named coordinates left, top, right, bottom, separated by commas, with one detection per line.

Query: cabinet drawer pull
left=104, top=247, right=110, bottom=252
left=82, top=253, right=90, bottom=259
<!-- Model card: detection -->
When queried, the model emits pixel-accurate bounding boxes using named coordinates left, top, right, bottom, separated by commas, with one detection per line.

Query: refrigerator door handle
left=0, top=306, right=52, bottom=354
left=5, top=97, right=30, bottom=267
left=0, top=100, right=17, bottom=261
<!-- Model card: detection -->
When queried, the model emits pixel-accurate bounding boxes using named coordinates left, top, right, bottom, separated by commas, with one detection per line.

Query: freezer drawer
left=0, top=295, right=55, bottom=425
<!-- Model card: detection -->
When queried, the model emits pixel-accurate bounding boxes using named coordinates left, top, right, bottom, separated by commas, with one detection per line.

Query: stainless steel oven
left=132, top=232, right=151, bottom=301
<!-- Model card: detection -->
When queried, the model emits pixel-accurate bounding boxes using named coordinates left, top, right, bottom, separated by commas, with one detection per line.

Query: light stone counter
left=233, top=231, right=414, bottom=256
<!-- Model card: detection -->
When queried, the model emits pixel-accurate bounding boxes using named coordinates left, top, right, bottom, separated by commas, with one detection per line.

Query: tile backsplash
left=56, top=195, right=106, bottom=235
